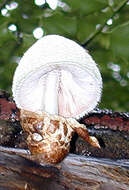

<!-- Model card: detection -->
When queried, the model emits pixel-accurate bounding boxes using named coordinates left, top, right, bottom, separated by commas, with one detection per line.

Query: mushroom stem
left=44, top=70, right=59, bottom=115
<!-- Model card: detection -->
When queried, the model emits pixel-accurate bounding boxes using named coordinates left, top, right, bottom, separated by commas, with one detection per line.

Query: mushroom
left=12, top=35, right=102, bottom=164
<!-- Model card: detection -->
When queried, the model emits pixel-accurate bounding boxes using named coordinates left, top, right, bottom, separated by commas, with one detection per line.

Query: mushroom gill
left=12, top=35, right=102, bottom=119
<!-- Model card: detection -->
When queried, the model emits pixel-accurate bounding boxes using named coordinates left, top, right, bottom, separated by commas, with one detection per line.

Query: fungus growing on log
left=12, top=35, right=102, bottom=163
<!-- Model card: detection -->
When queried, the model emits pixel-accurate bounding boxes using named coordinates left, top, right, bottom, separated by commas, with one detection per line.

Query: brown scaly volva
left=20, top=110, right=100, bottom=164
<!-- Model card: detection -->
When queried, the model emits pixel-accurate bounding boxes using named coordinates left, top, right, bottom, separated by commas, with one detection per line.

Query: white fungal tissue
left=12, top=35, right=102, bottom=119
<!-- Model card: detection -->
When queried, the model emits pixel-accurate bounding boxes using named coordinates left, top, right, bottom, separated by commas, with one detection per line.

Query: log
left=0, top=89, right=129, bottom=159
left=0, top=89, right=129, bottom=190
left=0, top=149, right=129, bottom=190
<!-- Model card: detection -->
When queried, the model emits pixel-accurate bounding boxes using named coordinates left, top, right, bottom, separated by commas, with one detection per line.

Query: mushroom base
left=20, top=109, right=100, bottom=164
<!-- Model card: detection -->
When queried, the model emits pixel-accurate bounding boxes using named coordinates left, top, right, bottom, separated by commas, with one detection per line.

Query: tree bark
left=0, top=150, right=129, bottom=190
left=0, top=89, right=129, bottom=190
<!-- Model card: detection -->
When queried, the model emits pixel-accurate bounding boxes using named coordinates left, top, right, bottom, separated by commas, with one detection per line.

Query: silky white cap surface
left=12, top=35, right=102, bottom=118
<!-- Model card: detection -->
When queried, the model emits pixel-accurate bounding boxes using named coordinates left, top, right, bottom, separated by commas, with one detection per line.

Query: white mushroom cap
left=12, top=35, right=102, bottom=119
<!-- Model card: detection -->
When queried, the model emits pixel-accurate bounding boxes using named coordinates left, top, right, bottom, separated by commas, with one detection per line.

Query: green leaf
left=63, top=0, right=108, bottom=15
left=0, top=15, right=8, bottom=25
left=0, top=30, right=17, bottom=62
left=108, top=0, right=128, bottom=11
left=42, top=13, right=77, bottom=37
left=18, top=18, right=39, bottom=34
left=110, top=22, right=129, bottom=60
left=91, top=48, right=129, bottom=112
left=108, top=4, right=129, bottom=31
left=16, top=34, right=36, bottom=56
left=77, top=7, right=112, bottom=43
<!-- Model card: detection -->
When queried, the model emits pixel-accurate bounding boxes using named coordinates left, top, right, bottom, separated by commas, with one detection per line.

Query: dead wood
left=0, top=150, right=129, bottom=190
left=0, top=89, right=129, bottom=190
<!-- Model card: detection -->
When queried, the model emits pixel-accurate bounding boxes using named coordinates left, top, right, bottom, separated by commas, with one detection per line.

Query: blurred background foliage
left=0, top=0, right=129, bottom=111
